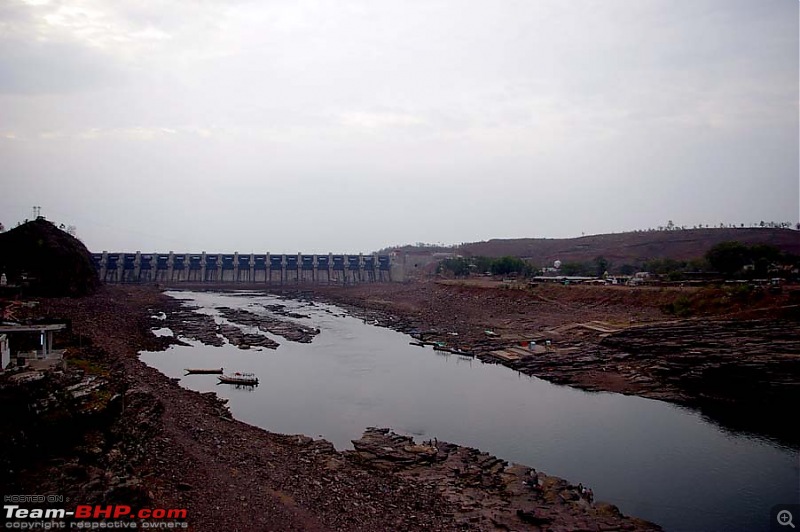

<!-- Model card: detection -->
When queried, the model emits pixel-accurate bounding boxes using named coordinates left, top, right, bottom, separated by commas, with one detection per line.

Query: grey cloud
left=0, top=40, right=125, bottom=94
left=0, top=0, right=796, bottom=252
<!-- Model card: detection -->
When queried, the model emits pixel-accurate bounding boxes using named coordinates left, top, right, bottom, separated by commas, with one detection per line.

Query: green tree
left=472, top=256, right=494, bottom=274
left=593, top=256, right=610, bottom=277
left=749, top=244, right=781, bottom=263
left=667, top=271, right=685, bottom=282
left=438, top=257, right=471, bottom=277
left=490, top=256, right=528, bottom=276
left=642, top=258, right=687, bottom=275
left=706, top=241, right=750, bottom=276
left=560, top=261, right=593, bottom=276
left=687, top=258, right=709, bottom=272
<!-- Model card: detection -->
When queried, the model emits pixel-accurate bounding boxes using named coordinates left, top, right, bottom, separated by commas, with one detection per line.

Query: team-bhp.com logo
left=5, top=504, right=188, bottom=529
left=74, top=507, right=187, bottom=520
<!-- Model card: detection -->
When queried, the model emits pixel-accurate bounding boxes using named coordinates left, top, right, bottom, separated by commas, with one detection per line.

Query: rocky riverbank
left=1, top=285, right=661, bottom=531
left=349, top=428, right=657, bottom=531
left=298, top=280, right=800, bottom=448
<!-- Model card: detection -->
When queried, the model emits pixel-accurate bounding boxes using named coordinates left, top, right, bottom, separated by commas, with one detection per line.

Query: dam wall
left=91, top=252, right=404, bottom=284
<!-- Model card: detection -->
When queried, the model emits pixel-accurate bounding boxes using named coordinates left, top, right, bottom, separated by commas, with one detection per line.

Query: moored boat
left=218, top=372, right=259, bottom=385
left=184, top=368, right=224, bottom=375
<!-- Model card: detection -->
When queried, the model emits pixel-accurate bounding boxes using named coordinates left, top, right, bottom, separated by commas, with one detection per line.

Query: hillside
left=0, top=218, right=99, bottom=296
left=459, top=228, right=800, bottom=268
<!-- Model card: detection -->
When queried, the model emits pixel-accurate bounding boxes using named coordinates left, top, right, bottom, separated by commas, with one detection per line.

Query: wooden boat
left=432, top=345, right=473, bottom=356
left=184, top=368, right=224, bottom=375
left=217, top=372, right=259, bottom=385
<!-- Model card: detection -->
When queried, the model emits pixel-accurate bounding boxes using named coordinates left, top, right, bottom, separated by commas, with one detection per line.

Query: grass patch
left=663, top=295, right=693, bottom=317
left=68, top=357, right=110, bottom=378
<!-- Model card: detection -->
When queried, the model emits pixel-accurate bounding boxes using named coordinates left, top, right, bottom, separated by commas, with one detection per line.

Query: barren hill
left=0, top=218, right=99, bottom=296
left=459, top=228, right=800, bottom=267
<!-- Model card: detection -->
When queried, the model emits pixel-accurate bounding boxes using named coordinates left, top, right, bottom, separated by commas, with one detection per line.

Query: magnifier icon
left=778, top=510, right=796, bottom=529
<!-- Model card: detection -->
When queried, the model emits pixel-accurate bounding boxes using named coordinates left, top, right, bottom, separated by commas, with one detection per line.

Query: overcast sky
left=1, top=0, right=797, bottom=253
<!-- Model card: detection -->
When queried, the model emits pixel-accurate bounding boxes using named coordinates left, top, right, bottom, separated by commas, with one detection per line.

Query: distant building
left=531, top=275, right=598, bottom=284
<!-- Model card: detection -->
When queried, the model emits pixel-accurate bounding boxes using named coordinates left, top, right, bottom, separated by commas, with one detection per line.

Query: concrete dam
left=91, top=252, right=402, bottom=284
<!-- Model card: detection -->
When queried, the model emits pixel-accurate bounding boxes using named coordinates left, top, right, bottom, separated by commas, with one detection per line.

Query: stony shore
left=1, top=285, right=661, bottom=531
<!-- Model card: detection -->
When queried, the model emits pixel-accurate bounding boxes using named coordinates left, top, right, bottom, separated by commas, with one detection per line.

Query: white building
left=0, top=323, right=67, bottom=369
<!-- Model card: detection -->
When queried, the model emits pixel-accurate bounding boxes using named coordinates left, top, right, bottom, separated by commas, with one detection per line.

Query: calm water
left=140, top=290, right=799, bottom=532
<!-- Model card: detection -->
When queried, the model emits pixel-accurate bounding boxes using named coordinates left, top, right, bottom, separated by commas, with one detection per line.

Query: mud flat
left=1, top=285, right=660, bottom=531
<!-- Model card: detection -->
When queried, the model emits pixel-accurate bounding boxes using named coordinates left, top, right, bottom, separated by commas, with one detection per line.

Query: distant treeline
left=632, top=220, right=798, bottom=232
left=438, top=242, right=800, bottom=280
left=437, top=256, right=535, bottom=277
left=624, top=242, right=799, bottom=280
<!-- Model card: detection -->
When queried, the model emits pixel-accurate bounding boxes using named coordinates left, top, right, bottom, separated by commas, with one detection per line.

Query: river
left=140, top=290, right=799, bottom=531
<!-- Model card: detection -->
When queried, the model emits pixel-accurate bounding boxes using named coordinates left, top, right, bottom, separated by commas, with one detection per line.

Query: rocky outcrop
left=159, top=304, right=319, bottom=349
left=0, top=365, right=157, bottom=509
left=597, top=319, right=800, bottom=445
left=217, top=323, right=279, bottom=349
left=217, top=306, right=319, bottom=343
left=348, top=428, right=661, bottom=531
left=162, top=305, right=224, bottom=346
left=159, top=301, right=318, bottom=349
